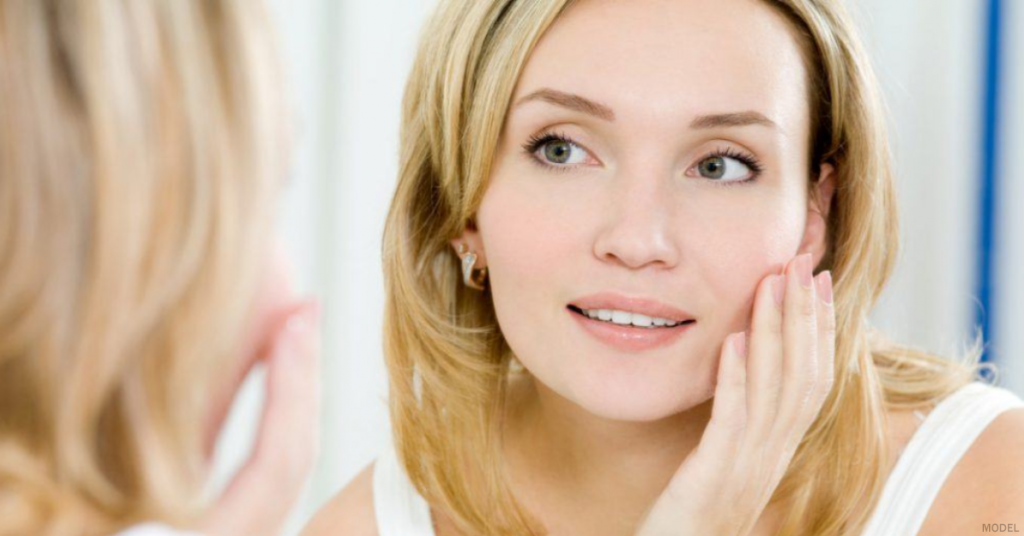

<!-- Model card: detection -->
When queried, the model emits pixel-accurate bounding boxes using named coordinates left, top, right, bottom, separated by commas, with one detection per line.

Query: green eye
left=544, top=140, right=574, bottom=164
left=696, top=154, right=754, bottom=182
left=699, top=156, right=726, bottom=179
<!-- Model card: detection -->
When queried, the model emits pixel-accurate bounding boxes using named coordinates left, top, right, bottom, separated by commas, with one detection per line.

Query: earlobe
left=450, top=225, right=489, bottom=290
left=449, top=226, right=487, bottom=268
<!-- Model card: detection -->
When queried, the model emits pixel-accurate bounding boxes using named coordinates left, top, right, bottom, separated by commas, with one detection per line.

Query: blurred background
left=209, top=0, right=1024, bottom=532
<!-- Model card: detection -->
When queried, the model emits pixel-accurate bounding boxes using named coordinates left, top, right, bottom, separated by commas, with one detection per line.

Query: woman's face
left=459, top=0, right=834, bottom=422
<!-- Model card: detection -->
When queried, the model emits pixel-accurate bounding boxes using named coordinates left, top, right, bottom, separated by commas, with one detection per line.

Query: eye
left=688, top=148, right=763, bottom=184
left=523, top=133, right=596, bottom=168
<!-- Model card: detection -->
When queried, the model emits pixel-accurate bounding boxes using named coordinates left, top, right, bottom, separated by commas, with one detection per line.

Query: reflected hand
left=198, top=301, right=322, bottom=536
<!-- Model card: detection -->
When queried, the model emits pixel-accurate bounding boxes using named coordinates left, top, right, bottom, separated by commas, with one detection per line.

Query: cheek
left=689, top=195, right=805, bottom=328
left=477, top=166, right=594, bottom=289
left=477, top=176, right=584, bottom=331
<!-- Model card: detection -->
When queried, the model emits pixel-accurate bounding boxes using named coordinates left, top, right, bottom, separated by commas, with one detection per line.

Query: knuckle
left=821, top=311, right=837, bottom=334
left=799, top=294, right=816, bottom=317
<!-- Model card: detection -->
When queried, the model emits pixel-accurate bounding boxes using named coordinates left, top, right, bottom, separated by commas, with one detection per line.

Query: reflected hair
left=0, top=1, right=287, bottom=534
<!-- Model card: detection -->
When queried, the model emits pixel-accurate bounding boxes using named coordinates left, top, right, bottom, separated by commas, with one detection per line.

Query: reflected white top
left=112, top=524, right=206, bottom=536
left=373, top=381, right=1024, bottom=536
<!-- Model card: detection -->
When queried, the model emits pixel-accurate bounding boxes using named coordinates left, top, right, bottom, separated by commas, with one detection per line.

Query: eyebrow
left=690, top=111, right=778, bottom=130
left=516, top=88, right=616, bottom=121
left=514, top=88, right=779, bottom=131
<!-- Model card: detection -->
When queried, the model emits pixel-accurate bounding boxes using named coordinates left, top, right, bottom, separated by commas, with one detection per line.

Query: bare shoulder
left=300, top=461, right=379, bottom=536
left=919, top=407, right=1024, bottom=535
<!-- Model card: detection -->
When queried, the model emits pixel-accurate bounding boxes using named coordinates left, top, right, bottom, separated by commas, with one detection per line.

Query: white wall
left=209, top=1, right=1023, bottom=532
left=851, top=0, right=987, bottom=359
left=210, top=1, right=438, bottom=534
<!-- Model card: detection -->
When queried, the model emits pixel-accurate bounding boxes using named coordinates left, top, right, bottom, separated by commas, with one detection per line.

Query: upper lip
left=569, top=292, right=696, bottom=323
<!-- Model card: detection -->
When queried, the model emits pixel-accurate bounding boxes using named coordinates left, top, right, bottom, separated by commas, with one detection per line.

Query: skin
left=302, top=0, right=1024, bottom=533
left=195, top=239, right=323, bottom=536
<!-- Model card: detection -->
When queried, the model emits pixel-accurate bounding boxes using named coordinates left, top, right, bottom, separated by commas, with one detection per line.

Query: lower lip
left=568, top=308, right=695, bottom=353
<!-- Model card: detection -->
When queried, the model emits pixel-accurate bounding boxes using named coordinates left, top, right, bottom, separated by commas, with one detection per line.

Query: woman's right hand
left=635, top=253, right=836, bottom=536
left=196, top=301, right=322, bottom=536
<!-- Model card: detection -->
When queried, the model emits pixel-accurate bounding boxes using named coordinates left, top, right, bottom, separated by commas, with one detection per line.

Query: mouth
left=566, top=304, right=697, bottom=329
left=565, top=295, right=698, bottom=353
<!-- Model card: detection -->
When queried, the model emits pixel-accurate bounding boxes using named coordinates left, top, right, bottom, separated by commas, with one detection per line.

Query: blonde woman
left=0, top=2, right=320, bottom=536
left=305, top=0, right=1024, bottom=535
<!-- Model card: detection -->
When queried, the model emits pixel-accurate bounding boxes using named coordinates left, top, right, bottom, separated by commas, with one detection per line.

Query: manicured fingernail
left=798, top=254, right=813, bottom=289
left=733, top=332, right=747, bottom=359
left=816, top=271, right=833, bottom=305
left=773, top=275, right=786, bottom=306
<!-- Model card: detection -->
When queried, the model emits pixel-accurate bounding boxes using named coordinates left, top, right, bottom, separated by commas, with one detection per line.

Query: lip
left=567, top=292, right=697, bottom=353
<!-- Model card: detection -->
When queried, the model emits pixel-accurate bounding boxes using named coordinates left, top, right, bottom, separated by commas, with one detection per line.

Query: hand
left=197, top=301, right=322, bottom=536
left=635, top=253, right=835, bottom=536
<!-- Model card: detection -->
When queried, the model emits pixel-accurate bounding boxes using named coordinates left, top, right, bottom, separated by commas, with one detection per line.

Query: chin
left=563, top=368, right=716, bottom=423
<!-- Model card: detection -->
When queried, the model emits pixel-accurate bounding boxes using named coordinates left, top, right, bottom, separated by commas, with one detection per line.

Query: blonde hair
left=382, top=0, right=990, bottom=534
left=0, top=1, right=287, bottom=535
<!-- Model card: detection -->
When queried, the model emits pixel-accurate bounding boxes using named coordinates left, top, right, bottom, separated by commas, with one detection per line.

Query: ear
left=797, top=163, right=836, bottom=268
left=449, top=219, right=488, bottom=268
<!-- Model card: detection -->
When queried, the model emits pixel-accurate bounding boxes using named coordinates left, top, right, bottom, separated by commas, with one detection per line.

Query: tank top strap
left=373, top=441, right=437, bottom=536
left=860, top=381, right=1024, bottom=535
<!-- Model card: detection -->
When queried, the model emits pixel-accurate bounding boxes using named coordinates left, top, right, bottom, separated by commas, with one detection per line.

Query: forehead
left=512, top=0, right=811, bottom=137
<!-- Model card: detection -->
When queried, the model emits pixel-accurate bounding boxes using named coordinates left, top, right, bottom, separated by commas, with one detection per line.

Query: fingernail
left=798, top=254, right=813, bottom=289
left=816, top=271, right=833, bottom=305
left=773, top=275, right=786, bottom=306
left=733, top=332, right=747, bottom=359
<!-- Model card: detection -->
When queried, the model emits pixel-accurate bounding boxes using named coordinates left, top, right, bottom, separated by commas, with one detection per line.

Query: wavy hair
left=0, top=1, right=287, bottom=534
left=381, top=0, right=989, bottom=534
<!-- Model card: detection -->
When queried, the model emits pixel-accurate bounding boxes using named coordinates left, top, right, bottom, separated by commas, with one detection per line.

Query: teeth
left=611, top=310, right=631, bottom=325
left=580, top=308, right=685, bottom=328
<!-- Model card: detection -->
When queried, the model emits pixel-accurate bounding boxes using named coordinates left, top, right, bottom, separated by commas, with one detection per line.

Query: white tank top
left=373, top=381, right=1024, bottom=536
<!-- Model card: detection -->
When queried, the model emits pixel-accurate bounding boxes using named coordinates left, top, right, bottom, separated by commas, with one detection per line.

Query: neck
left=503, top=373, right=713, bottom=523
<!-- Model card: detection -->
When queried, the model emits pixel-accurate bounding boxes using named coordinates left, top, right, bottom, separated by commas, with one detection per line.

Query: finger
left=769, top=254, right=818, bottom=451
left=252, top=300, right=321, bottom=487
left=744, top=272, right=785, bottom=445
left=701, top=332, right=749, bottom=460
left=201, top=300, right=321, bottom=536
left=812, top=271, right=836, bottom=415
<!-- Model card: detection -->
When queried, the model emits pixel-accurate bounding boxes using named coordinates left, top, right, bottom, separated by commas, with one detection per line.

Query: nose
left=592, top=171, right=680, bottom=270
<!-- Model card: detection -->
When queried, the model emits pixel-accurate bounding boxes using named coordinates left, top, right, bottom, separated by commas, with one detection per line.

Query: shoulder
left=919, top=406, right=1024, bottom=534
left=300, top=461, right=378, bottom=536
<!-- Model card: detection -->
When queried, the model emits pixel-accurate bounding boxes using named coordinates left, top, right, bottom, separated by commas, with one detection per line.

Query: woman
left=0, top=2, right=320, bottom=536
left=305, top=0, right=1024, bottom=535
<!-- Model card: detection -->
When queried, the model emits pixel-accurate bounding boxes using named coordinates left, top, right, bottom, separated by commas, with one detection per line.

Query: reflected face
left=469, top=0, right=826, bottom=421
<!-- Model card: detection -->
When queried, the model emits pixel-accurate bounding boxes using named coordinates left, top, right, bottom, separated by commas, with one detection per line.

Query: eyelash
left=522, top=132, right=765, bottom=185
